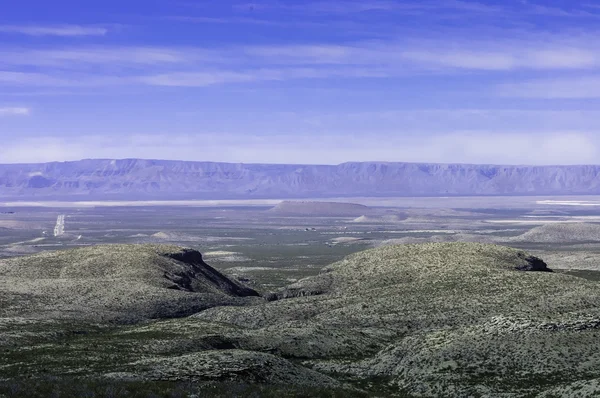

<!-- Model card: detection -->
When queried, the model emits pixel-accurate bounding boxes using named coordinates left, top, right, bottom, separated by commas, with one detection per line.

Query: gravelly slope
left=4, top=243, right=600, bottom=396
left=190, top=243, right=600, bottom=396
left=0, top=244, right=260, bottom=322
left=5, top=158, right=600, bottom=198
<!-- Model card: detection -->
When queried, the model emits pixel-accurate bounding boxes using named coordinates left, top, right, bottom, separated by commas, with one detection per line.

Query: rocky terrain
left=5, top=159, right=600, bottom=199
left=0, top=244, right=259, bottom=323
left=3, top=242, right=600, bottom=396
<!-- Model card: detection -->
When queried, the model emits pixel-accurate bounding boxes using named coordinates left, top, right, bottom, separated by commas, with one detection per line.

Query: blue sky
left=2, top=0, right=600, bottom=165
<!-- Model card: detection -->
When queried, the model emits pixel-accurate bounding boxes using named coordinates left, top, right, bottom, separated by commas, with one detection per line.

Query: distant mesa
left=512, top=222, right=600, bottom=243
left=268, top=201, right=370, bottom=217
left=6, top=159, right=600, bottom=199
left=0, top=244, right=260, bottom=323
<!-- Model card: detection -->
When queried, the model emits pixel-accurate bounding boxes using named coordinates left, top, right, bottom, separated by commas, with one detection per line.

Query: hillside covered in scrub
left=2, top=242, right=600, bottom=397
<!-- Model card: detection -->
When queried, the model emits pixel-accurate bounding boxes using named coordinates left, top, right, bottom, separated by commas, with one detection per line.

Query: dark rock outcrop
left=0, top=244, right=261, bottom=322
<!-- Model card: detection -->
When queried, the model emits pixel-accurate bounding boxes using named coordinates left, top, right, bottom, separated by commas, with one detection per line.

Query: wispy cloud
left=1, top=26, right=600, bottom=94
left=400, top=46, right=600, bottom=70
left=0, top=71, right=128, bottom=87
left=0, top=47, right=200, bottom=68
left=498, top=75, right=600, bottom=99
left=165, top=15, right=286, bottom=26
left=245, top=36, right=600, bottom=71
left=139, top=67, right=388, bottom=87
left=233, top=0, right=501, bottom=15
left=0, top=24, right=108, bottom=37
left=2, top=35, right=600, bottom=91
left=523, top=2, right=600, bottom=18
left=0, top=107, right=29, bottom=116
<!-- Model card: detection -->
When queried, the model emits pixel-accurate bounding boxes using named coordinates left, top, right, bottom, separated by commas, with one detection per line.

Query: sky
left=2, top=0, right=600, bottom=165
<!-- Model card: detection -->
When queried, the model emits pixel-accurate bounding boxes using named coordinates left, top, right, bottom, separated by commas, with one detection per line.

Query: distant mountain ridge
left=2, top=158, right=600, bottom=199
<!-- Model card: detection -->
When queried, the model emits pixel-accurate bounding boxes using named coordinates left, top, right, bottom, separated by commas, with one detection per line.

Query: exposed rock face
left=6, top=159, right=600, bottom=198
left=514, top=253, right=551, bottom=271
left=0, top=244, right=260, bottom=322
left=163, top=248, right=259, bottom=296
left=267, top=201, right=370, bottom=216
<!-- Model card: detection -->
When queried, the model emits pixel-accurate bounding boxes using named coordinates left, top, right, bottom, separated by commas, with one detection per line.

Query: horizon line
left=1, top=157, right=600, bottom=168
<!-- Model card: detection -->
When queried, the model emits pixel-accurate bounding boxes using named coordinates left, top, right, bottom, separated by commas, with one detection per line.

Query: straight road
left=53, top=214, right=65, bottom=237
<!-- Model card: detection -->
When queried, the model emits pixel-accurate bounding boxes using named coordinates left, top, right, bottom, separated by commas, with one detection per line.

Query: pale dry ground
left=268, top=201, right=371, bottom=217
left=0, top=200, right=283, bottom=208
left=203, top=251, right=252, bottom=262
left=0, top=220, right=43, bottom=229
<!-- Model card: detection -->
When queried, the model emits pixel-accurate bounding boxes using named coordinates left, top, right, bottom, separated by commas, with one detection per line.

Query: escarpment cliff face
left=4, top=159, right=600, bottom=199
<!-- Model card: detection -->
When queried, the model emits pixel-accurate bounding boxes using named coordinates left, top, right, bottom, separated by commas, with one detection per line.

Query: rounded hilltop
left=0, top=244, right=260, bottom=322
left=268, top=242, right=552, bottom=300
left=512, top=222, right=600, bottom=243
left=268, top=201, right=370, bottom=216
left=195, top=242, right=600, bottom=396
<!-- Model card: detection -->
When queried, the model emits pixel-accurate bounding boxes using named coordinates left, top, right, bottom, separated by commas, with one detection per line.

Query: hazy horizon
left=7, top=157, right=600, bottom=168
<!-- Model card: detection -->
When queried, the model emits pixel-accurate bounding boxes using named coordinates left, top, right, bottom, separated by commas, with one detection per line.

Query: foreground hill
left=0, top=244, right=259, bottom=322
left=6, top=159, right=600, bottom=198
left=3, top=243, right=600, bottom=396
left=193, top=243, right=600, bottom=396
